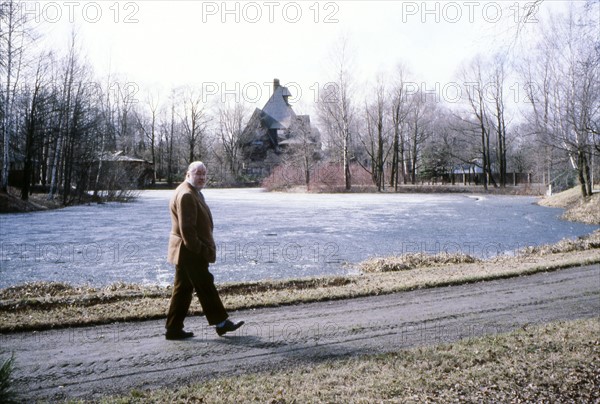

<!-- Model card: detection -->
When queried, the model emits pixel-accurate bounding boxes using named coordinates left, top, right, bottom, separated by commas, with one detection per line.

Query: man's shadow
left=188, top=322, right=288, bottom=349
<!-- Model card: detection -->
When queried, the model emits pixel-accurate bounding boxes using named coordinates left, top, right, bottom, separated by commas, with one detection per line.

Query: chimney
left=273, top=78, right=280, bottom=92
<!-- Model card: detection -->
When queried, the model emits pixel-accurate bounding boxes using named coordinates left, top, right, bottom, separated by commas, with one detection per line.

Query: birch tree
left=317, top=37, right=356, bottom=191
left=523, top=2, right=599, bottom=196
left=0, top=0, right=31, bottom=192
left=20, top=53, right=50, bottom=200
left=48, top=35, right=79, bottom=199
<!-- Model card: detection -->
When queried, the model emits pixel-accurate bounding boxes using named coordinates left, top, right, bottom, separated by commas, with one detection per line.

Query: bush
left=261, top=163, right=308, bottom=191
left=262, top=162, right=376, bottom=192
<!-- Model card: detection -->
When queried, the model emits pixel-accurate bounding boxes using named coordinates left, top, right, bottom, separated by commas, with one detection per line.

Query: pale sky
left=31, top=0, right=573, bottom=112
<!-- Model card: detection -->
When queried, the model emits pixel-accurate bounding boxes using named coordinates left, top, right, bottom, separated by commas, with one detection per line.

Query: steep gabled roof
left=261, top=84, right=296, bottom=130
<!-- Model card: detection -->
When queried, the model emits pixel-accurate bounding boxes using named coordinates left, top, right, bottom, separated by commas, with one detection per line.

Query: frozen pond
left=0, top=188, right=598, bottom=288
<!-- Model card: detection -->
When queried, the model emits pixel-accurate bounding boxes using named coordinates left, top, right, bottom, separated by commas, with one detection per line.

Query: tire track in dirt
left=2, top=264, right=599, bottom=401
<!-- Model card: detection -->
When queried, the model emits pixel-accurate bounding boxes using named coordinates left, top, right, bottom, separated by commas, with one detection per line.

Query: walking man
left=165, top=161, right=244, bottom=340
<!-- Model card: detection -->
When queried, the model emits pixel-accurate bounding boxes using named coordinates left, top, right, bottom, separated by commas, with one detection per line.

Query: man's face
left=188, top=167, right=207, bottom=189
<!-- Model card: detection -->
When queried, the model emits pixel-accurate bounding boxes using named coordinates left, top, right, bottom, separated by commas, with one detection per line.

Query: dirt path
left=3, top=264, right=599, bottom=401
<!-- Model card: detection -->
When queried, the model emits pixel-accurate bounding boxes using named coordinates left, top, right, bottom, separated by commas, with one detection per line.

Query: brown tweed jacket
left=167, top=181, right=216, bottom=265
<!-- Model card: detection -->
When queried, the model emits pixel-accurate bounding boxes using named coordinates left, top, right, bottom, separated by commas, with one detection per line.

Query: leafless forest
left=0, top=1, right=598, bottom=205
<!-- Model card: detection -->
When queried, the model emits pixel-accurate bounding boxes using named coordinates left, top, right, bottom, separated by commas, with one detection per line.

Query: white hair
left=187, top=161, right=207, bottom=174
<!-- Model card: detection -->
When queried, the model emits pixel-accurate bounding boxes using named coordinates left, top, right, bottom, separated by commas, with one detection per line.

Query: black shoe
left=165, top=329, right=194, bottom=340
left=216, top=320, right=245, bottom=336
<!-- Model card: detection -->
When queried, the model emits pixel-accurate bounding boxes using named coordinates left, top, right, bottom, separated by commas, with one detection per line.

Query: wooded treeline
left=316, top=1, right=599, bottom=196
left=1, top=1, right=598, bottom=205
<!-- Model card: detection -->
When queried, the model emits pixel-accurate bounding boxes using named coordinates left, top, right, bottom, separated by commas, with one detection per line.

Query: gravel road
left=3, top=264, right=599, bottom=401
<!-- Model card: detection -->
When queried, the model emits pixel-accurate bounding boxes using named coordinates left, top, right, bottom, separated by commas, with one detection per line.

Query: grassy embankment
left=0, top=231, right=598, bottom=333
left=538, top=185, right=600, bottom=225
left=0, top=241, right=598, bottom=335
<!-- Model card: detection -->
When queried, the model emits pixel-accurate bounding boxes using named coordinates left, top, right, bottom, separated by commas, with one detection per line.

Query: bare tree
left=359, top=76, right=389, bottom=191
left=217, top=101, right=248, bottom=179
left=20, top=52, right=50, bottom=200
left=285, top=114, right=321, bottom=189
left=43, top=31, right=103, bottom=204
left=317, top=37, right=356, bottom=191
left=420, top=108, right=461, bottom=184
left=158, top=92, right=180, bottom=186
left=389, top=65, right=412, bottom=189
left=523, top=2, right=599, bottom=196
left=178, top=87, right=209, bottom=164
left=489, top=53, right=510, bottom=187
left=48, top=33, right=79, bottom=199
left=406, top=90, right=434, bottom=185
left=135, top=90, right=160, bottom=185
left=460, top=57, right=497, bottom=190
left=115, top=79, right=138, bottom=155
left=0, top=0, right=32, bottom=192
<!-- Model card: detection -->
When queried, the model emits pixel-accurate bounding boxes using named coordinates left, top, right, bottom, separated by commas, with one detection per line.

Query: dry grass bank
left=97, top=318, right=599, bottom=403
left=1, top=231, right=598, bottom=334
left=0, top=189, right=63, bottom=213
left=539, top=186, right=600, bottom=224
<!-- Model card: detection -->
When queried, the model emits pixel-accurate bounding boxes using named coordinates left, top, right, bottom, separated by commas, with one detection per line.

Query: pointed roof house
left=241, top=79, right=321, bottom=176
left=262, top=80, right=294, bottom=129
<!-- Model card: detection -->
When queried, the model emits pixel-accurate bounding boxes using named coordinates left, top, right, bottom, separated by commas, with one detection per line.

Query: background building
left=240, top=79, right=321, bottom=178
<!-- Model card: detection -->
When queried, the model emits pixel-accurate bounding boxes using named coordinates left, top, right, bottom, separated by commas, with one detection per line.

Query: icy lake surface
left=1, top=188, right=598, bottom=288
